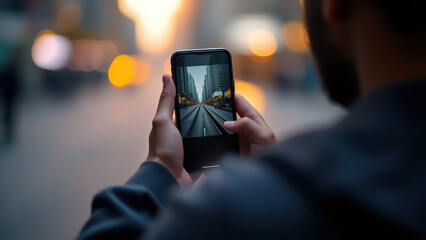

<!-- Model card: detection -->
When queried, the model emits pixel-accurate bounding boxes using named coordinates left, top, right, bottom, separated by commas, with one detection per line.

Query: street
left=180, top=103, right=233, bottom=138
left=0, top=79, right=344, bottom=240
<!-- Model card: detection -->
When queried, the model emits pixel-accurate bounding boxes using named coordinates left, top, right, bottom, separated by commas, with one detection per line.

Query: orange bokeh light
left=235, top=79, right=266, bottom=114
left=248, top=29, right=278, bottom=57
left=108, top=55, right=151, bottom=87
left=69, top=39, right=119, bottom=72
left=69, top=39, right=102, bottom=72
left=35, top=29, right=55, bottom=39
left=108, top=55, right=137, bottom=87
left=282, top=22, right=309, bottom=53
left=57, top=3, right=82, bottom=32
left=131, top=58, right=151, bottom=86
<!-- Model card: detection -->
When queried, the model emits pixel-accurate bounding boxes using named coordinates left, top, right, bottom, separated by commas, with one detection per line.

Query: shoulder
left=147, top=153, right=321, bottom=239
left=261, top=120, right=372, bottom=172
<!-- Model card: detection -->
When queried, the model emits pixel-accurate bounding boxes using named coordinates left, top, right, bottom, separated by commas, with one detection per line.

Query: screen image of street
left=176, top=64, right=234, bottom=138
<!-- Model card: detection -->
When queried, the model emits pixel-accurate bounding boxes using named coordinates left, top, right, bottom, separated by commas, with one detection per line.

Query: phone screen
left=172, top=49, right=239, bottom=172
left=176, top=64, right=235, bottom=138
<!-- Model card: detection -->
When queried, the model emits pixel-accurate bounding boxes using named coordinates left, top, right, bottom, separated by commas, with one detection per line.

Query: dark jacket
left=78, top=79, right=426, bottom=239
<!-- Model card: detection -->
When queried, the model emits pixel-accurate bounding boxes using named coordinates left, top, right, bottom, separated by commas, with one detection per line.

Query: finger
left=224, top=117, right=274, bottom=145
left=153, top=75, right=176, bottom=124
left=189, top=172, right=202, bottom=182
left=234, top=93, right=266, bottom=126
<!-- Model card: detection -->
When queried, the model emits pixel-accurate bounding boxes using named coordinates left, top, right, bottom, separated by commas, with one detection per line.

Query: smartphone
left=171, top=48, right=239, bottom=172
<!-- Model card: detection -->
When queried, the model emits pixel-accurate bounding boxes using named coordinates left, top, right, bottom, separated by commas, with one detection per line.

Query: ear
left=322, top=0, right=350, bottom=23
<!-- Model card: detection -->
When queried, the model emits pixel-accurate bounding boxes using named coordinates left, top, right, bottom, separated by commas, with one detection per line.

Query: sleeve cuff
left=126, top=161, right=178, bottom=204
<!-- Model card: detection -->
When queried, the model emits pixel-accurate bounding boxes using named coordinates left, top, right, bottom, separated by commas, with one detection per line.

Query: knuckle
left=238, top=117, right=252, bottom=135
left=239, top=117, right=251, bottom=126
left=267, top=131, right=275, bottom=142
left=260, top=130, right=275, bottom=143
left=152, top=115, right=168, bottom=127
left=159, top=90, right=171, bottom=101
left=156, top=148, right=174, bottom=159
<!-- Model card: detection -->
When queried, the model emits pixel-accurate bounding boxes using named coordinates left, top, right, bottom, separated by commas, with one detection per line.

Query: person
left=0, top=46, right=20, bottom=144
left=78, top=0, right=426, bottom=239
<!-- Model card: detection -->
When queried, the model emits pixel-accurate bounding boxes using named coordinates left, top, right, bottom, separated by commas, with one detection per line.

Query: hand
left=146, top=75, right=192, bottom=187
left=224, top=94, right=278, bottom=156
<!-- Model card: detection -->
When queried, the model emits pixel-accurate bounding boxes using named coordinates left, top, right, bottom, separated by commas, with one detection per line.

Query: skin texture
left=304, top=0, right=360, bottom=106
left=149, top=0, right=426, bottom=186
left=224, top=94, right=277, bottom=157
left=147, top=75, right=276, bottom=187
left=305, top=0, right=426, bottom=97
left=147, top=75, right=191, bottom=187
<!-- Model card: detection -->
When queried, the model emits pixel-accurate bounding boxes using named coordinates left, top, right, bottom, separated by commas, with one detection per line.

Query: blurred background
left=0, top=0, right=345, bottom=239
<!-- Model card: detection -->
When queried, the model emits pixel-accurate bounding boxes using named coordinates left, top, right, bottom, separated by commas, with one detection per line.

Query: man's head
left=302, top=0, right=426, bottom=106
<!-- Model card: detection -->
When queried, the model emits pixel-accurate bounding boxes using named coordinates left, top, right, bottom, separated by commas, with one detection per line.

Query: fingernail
left=224, top=121, right=235, bottom=127
left=162, top=75, right=168, bottom=86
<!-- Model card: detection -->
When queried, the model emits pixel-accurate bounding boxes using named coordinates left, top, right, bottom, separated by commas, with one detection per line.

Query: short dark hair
left=370, top=0, right=426, bottom=34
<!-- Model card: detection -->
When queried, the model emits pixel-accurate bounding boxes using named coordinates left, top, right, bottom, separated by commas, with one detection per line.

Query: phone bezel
left=171, top=48, right=239, bottom=172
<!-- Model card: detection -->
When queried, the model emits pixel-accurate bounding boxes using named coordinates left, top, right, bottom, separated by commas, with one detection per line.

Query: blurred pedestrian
left=0, top=45, right=20, bottom=144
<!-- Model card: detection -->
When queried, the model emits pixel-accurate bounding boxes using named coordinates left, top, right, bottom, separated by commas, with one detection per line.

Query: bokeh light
left=97, top=40, right=120, bottom=72
left=56, top=3, right=83, bottom=32
left=108, top=54, right=136, bottom=87
left=163, top=59, right=172, bottom=75
left=235, top=79, right=266, bottom=114
left=108, top=55, right=151, bottom=87
left=2, top=2, right=348, bottom=240
left=31, top=31, right=73, bottom=70
left=34, top=29, right=54, bottom=39
left=282, top=22, right=309, bottom=53
left=131, top=58, right=150, bottom=86
left=118, top=0, right=183, bottom=54
left=69, top=39, right=119, bottom=72
left=223, top=15, right=282, bottom=56
left=248, top=29, right=278, bottom=57
left=69, top=39, right=100, bottom=72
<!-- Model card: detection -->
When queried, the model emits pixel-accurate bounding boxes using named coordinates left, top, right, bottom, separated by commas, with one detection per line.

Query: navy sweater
left=78, top=79, right=426, bottom=239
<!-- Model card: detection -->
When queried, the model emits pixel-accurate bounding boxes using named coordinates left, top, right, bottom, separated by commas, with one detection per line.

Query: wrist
left=146, top=157, right=192, bottom=187
left=126, top=161, right=178, bottom=204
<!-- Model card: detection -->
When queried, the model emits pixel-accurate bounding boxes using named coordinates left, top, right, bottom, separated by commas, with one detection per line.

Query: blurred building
left=187, top=73, right=199, bottom=102
left=203, top=64, right=230, bottom=100
left=193, top=0, right=317, bottom=90
left=0, top=1, right=346, bottom=240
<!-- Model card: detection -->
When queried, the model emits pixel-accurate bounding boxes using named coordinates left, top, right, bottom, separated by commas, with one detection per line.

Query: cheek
left=304, top=1, right=327, bottom=50
left=300, top=1, right=311, bottom=47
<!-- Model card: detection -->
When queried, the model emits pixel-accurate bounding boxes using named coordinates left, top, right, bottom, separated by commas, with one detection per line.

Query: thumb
left=224, top=117, right=272, bottom=144
left=154, top=75, right=176, bottom=122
